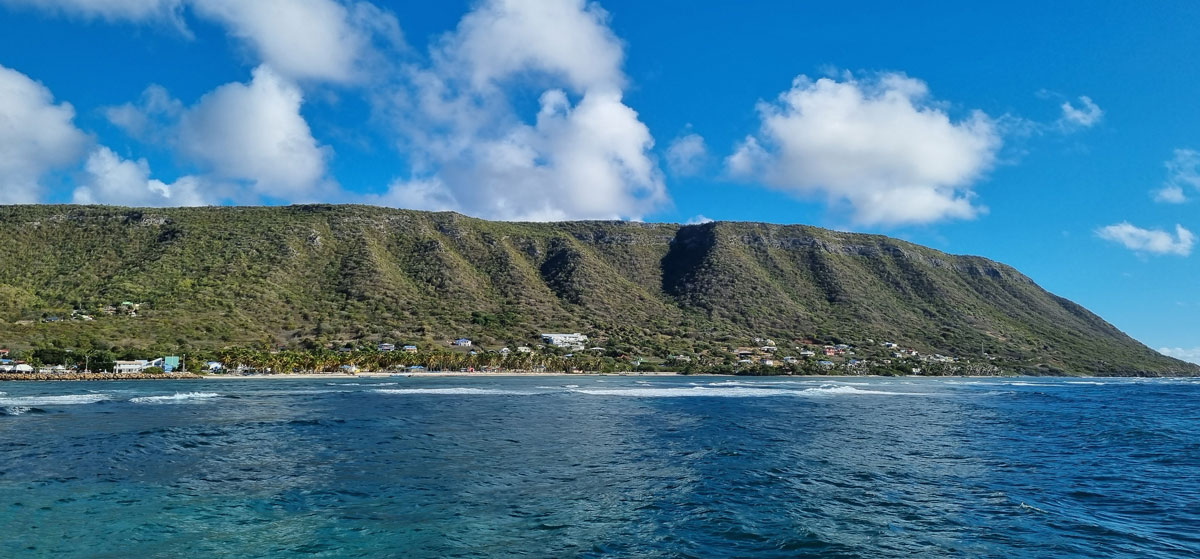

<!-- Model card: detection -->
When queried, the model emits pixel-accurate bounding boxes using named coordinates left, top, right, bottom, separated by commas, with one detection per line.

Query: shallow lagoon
left=2, top=375, right=1198, bottom=558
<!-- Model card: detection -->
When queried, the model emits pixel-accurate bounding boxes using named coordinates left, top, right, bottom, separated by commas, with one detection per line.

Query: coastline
left=196, top=371, right=690, bottom=380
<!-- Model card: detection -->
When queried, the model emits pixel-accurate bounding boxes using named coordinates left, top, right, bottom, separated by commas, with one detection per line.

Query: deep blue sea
left=1, top=375, right=1197, bottom=558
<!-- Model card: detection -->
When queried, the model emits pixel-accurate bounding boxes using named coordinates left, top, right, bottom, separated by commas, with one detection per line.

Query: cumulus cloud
left=377, top=0, right=666, bottom=221
left=104, top=84, right=182, bottom=141
left=1157, top=346, right=1200, bottom=365
left=178, top=65, right=330, bottom=200
left=685, top=214, right=713, bottom=225
left=72, top=146, right=210, bottom=206
left=1153, top=148, right=1200, bottom=204
left=666, top=133, right=708, bottom=176
left=1096, top=222, right=1194, bottom=256
left=190, top=0, right=402, bottom=83
left=727, top=72, right=1000, bottom=226
left=444, top=0, right=624, bottom=92
left=0, top=64, right=89, bottom=203
left=1058, top=95, right=1102, bottom=129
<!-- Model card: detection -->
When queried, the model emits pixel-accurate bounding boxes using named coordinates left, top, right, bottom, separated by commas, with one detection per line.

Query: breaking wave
left=1, top=406, right=47, bottom=416
left=0, top=394, right=111, bottom=406
left=130, top=392, right=221, bottom=404
left=572, top=385, right=931, bottom=398
left=374, top=388, right=538, bottom=395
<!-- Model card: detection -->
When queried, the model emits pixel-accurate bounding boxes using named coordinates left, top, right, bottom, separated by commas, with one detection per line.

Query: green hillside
left=0, top=204, right=1193, bottom=376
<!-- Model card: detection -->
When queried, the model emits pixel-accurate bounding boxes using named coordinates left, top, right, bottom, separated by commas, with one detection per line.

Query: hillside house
left=402, top=345, right=418, bottom=353
left=541, top=333, right=588, bottom=350
left=378, top=343, right=396, bottom=352
left=453, top=338, right=472, bottom=347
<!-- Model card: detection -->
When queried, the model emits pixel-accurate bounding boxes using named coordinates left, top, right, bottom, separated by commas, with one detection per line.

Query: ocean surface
left=1, top=375, right=1197, bottom=558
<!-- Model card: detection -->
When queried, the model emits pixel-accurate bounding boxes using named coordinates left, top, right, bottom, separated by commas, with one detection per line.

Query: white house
left=13, top=364, right=33, bottom=373
left=114, top=360, right=149, bottom=374
left=453, top=338, right=472, bottom=347
left=541, top=333, right=588, bottom=350
left=378, top=343, right=396, bottom=352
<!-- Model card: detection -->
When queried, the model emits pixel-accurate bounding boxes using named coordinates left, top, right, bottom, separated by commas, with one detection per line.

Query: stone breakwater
left=0, top=372, right=200, bottom=381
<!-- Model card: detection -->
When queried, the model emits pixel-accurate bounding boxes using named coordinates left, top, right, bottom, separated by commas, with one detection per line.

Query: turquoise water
left=1, top=376, right=1197, bottom=558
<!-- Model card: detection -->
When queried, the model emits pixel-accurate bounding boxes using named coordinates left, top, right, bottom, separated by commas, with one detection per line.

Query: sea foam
left=0, top=394, right=111, bottom=406
left=572, top=385, right=929, bottom=398
left=374, top=388, right=537, bottom=395
left=130, top=392, right=221, bottom=404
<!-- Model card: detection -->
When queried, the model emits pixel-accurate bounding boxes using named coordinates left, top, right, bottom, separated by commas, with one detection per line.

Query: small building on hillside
left=516, top=346, right=532, bottom=353
left=452, top=338, right=473, bottom=347
left=378, top=343, right=396, bottom=352
left=541, top=333, right=588, bottom=350
left=402, top=345, right=418, bottom=353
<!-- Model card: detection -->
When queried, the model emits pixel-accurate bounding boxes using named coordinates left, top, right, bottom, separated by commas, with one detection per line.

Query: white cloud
left=444, top=0, right=625, bottom=92
left=104, top=84, right=182, bottom=141
left=1153, top=148, right=1200, bottom=204
left=1058, top=95, right=1102, bottom=128
left=1157, top=347, right=1200, bottom=365
left=727, top=72, right=1001, bottom=225
left=1154, top=185, right=1187, bottom=204
left=0, top=64, right=89, bottom=203
left=377, top=0, right=666, bottom=221
left=190, top=0, right=402, bottom=83
left=685, top=214, right=713, bottom=225
left=72, top=146, right=211, bottom=206
left=666, top=133, right=708, bottom=176
left=178, top=65, right=330, bottom=200
left=7, top=0, right=401, bottom=83
left=1096, top=222, right=1194, bottom=256
left=0, top=0, right=185, bottom=26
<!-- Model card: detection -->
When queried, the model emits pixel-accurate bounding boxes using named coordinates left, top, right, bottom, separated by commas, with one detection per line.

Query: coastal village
left=0, top=312, right=1002, bottom=377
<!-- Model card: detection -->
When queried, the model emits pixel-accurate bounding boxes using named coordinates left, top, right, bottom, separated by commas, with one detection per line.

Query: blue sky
left=0, top=0, right=1198, bottom=362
